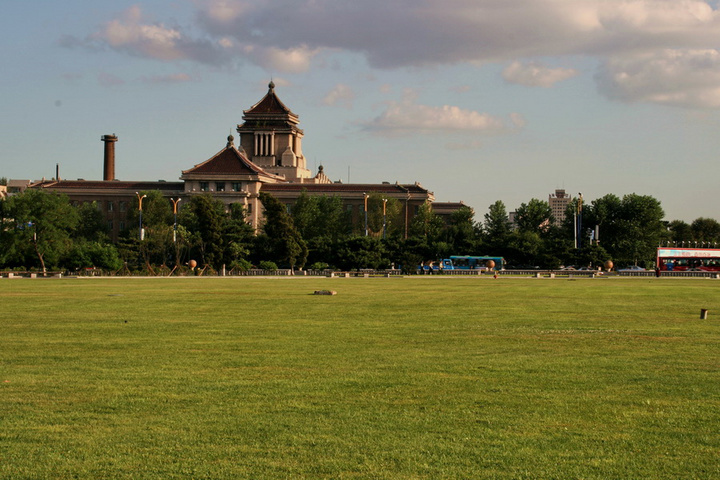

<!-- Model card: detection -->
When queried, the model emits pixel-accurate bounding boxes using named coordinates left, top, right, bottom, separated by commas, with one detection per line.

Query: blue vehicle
left=441, top=255, right=505, bottom=271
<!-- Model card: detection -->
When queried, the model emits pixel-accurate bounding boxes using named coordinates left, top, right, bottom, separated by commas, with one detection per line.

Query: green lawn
left=1, top=277, right=718, bottom=479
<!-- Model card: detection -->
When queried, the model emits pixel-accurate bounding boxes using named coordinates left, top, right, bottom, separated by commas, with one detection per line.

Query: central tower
left=237, top=81, right=312, bottom=182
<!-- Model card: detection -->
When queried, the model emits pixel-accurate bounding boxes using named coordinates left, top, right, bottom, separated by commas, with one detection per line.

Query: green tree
left=667, top=220, right=692, bottom=245
left=317, top=195, right=352, bottom=240
left=62, top=241, right=123, bottom=272
left=292, top=191, right=351, bottom=242
left=291, top=190, right=321, bottom=239
left=443, top=205, right=479, bottom=254
left=75, top=201, right=110, bottom=242
left=259, top=192, right=307, bottom=270
left=506, top=230, right=544, bottom=267
left=367, top=194, right=403, bottom=237
left=482, top=200, right=511, bottom=255
left=129, top=191, right=174, bottom=272
left=409, top=202, right=444, bottom=241
left=585, top=193, right=664, bottom=267
left=514, top=199, right=554, bottom=233
left=2, top=189, right=79, bottom=273
left=690, top=217, right=720, bottom=245
left=182, top=194, right=226, bottom=269
left=335, top=236, right=388, bottom=270
left=223, top=203, right=255, bottom=270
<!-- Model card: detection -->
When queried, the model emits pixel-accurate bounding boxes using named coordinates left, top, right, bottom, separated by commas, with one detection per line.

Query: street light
left=575, top=193, right=583, bottom=250
left=136, top=192, right=147, bottom=240
left=382, top=198, right=388, bottom=239
left=170, top=197, right=181, bottom=243
left=363, top=193, right=368, bottom=237
left=405, top=192, right=410, bottom=239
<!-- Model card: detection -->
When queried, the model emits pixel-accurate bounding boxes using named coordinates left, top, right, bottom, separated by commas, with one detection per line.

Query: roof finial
left=269, top=78, right=275, bottom=92
left=226, top=132, right=235, bottom=148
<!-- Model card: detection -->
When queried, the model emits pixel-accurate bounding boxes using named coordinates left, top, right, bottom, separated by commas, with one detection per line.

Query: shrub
left=258, top=260, right=278, bottom=271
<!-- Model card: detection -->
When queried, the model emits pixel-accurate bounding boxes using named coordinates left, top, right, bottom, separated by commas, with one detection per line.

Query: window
left=119, top=201, right=127, bottom=212
left=216, top=182, right=225, bottom=192
left=107, top=201, right=114, bottom=212
left=119, top=221, right=125, bottom=231
left=200, top=182, right=209, bottom=192
left=107, top=220, right=113, bottom=231
left=247, top=203, right=252, bottom=214
left=232, top=182, right=242, bottom=192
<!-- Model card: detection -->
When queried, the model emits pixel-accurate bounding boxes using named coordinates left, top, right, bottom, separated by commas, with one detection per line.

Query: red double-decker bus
left=656, top=247, right=720, bottom=271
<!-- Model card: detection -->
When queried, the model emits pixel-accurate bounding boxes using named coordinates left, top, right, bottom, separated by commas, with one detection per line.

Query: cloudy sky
left=3, top=0, right=720, bottom=222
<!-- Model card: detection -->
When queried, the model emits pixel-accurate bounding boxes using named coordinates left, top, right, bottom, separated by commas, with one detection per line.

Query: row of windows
left=107, top=221, right=126, bottom=231
left=199, top=182, right=243, bottom=193
left=70, top=200, right=128, bottom=212
left=106, top=201, right=128, bottom=212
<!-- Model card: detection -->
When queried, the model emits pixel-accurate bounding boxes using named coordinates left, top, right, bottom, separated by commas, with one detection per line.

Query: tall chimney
left=102, top=134, right=118, bottom=181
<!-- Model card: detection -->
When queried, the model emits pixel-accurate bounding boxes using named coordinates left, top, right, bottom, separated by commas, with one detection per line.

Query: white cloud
left=323, top=84, right=356, bottom=108
left=509, top=113, right=527, bottom=128
left=197, top=0, right=248, bottom=24
left=64, top=1, right=720, bottom=108
left=598, top=0, right=715, bottom=33
left=94, top=6, right=184, bottom=61
left=597, top=49, right=720, bottom=108
left=97, top=72, right=125, bottom=87
left=450, top=85, right=473, bottom=94
left=241, top=45, right=319, bottom=73
left=362, top=91, right=513, bottom=136
left=446, top=140, right=486, bottom=150
left=65, top=5, right=229, bottom=65
left=502, top=61, right=579, bottom=87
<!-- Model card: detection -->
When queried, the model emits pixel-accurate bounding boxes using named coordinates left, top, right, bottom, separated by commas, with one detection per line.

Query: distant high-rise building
left=549, top=189, right=571, bottom=223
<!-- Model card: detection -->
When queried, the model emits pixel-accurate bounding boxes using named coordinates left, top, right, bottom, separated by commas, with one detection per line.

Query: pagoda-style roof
left=238, top=81, right=301, bottom=131
left=181, top=136, right=285, bottom=182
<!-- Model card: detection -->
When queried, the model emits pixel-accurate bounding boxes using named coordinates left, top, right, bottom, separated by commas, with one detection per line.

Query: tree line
left=1, top=188, right=718, bottom=274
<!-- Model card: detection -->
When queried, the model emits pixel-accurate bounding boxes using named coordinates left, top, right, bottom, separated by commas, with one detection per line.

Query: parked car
left=618, top=265, right=647, bottom=272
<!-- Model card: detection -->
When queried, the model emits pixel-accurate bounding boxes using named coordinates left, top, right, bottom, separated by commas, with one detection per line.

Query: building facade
left=549, top=189, right=572, bottom=223
left=26, top=82, right=466, bottom=240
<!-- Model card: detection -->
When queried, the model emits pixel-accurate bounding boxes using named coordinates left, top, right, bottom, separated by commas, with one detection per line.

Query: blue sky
left=3, top=0, right=720, bottom=222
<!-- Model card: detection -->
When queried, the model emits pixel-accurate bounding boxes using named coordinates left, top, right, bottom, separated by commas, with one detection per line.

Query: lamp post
left=405, top=192, right=410, bottom=239
left=136, top=192, right=147, bottom=240
left=363, top=193, right=368, bottom=237
left=576, top=193, right=583, bottom=250
left=170, top=197, right=181, bottom=243
left=382, top=198, right=388, bottom=239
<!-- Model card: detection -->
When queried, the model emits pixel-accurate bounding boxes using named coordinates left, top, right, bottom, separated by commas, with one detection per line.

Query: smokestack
left=102, top=134, right=118, bottom=181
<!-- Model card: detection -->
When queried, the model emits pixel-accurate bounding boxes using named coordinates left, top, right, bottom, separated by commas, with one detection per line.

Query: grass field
left=1, top=276, right=719, bottom=479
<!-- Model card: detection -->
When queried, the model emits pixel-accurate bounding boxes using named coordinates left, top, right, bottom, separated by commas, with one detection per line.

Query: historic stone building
left=26, top=82, right=465, bottom=240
